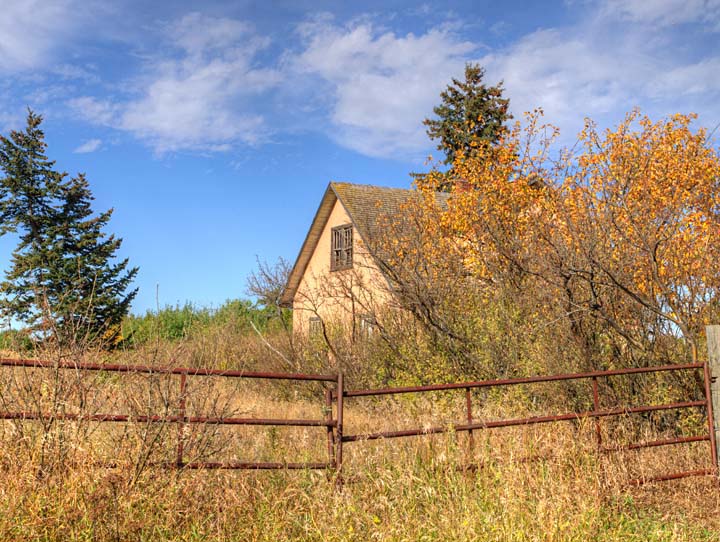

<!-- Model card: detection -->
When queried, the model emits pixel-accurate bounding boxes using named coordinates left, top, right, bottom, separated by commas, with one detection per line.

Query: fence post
left=335, top=372, right=344, bottom=474
left=176, top=373, right=187, bottom=468
left=465, top=388, right=474, bottom=461
left=705, top=326, right=720, bottom=473
left=325, top=388, right=336, bottom=469
left=592, top=376, right=602, bottom=449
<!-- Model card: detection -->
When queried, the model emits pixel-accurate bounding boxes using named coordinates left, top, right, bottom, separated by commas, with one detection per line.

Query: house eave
left=278, top=183, right=338, bottom=307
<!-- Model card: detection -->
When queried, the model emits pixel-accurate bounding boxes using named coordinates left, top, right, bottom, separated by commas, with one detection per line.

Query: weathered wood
left=705, top=325, right=720, bottom=470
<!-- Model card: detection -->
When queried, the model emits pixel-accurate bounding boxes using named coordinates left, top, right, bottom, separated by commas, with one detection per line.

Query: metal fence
left=0, top=357, right=717, bottom=483
left=0, top=357, right=340, bottom=470
left=332, top=362, right=718, bottom=484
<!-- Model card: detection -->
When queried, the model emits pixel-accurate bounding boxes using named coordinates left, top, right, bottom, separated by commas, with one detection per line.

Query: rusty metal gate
left=0, top=357, right=340, bottom=470
left=332, top=363, right=718, bottom=484
left=0, top=357, right=717, bottom=483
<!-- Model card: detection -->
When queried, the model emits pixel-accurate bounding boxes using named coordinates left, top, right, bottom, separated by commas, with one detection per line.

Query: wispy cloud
left=52, top=3, right=720, bottom=160
left=479, top=6, right=720, bottom=143
left=600, top=0, right=720, bottom=28
left=292, top=16, right=476, bottom=159
left=0, top=0, right=102, bottom=73
left=481, top=28, right=653, bottom=135
left=70, top=12, right=282, bottom=154
left=69, top=96, right=119, bottom=125
left=0, top=0, right=111, bottom=129
left=73, top=138, right=102, bottom=153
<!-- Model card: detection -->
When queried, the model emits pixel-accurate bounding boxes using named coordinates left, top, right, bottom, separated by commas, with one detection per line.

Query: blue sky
left=0, top=0, right=719, bottom=314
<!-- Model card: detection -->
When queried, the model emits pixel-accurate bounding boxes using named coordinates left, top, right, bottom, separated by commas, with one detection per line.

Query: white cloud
left=480, top=21, right=720, bottom=143
left=73, top=138, right=102, bottom=153
left=291, top=12, right=720, bottom=159
left=648, top=57, right=720, bottom=97
left=0, top=0, right=108, bottom=128
left=0, top=0, right=90, bottom=72
left=601, top=0, right=720, bottom=28
left=293, top=19, right=476, bottom=159
left=70, top=13, right=281, bottom=154
left=481, top=29, right=652, bottom=134
left=69, top=96, right=120, bottom=125
left=60, top=4, right=720, bottom=160
left=172, top=12, right=253, bottom=54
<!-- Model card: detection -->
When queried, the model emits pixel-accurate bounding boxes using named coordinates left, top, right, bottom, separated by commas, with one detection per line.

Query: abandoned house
left=280, top=182, right=448, bottom=337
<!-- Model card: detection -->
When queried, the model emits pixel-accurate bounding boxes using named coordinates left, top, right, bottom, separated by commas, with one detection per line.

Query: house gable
left=280, top=182, right=449, bottom=326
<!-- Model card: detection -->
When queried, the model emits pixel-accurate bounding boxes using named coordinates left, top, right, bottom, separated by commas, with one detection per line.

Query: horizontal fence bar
left=629, top=468, right=717, bottom=485
left=459, top=435, right=712, bottom=471
left=601, top=434, right=710, bottom=453
left=180, top=461, right=330, bottom=470
left=342, top=400, right=707, bottom=442
left=0, top=411, right=334, bottom=427
left=0, top=357, right=337, bottom=382
left=92, top=461, right=331, bottom=470
left=341, top=363, right=704, bottom=398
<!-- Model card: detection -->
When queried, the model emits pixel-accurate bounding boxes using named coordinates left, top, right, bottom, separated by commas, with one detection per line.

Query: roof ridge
left=330, top=181, right=414, bottom=192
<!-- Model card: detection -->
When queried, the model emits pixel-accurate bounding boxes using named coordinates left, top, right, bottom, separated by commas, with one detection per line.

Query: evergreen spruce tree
left=0, top=111, right=65, bottom=328
left=423, top=63, right=511, bottom=166
left=0, top=110, right=138, bottom=346
left=44, top=174, right=138, bottom=344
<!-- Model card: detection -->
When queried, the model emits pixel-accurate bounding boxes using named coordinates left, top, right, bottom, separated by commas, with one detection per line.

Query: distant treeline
left=121, top=299, right=290, bottom=346
left=0, top=299, right=290, bottom=351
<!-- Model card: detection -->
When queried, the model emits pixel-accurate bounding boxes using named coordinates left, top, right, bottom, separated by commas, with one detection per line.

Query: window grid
left=331, top=224, right=353, bottom=271
left=308, top=317, right=322, bottom=337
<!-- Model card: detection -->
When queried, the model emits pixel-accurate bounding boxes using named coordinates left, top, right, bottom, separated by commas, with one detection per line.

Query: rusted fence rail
left=332, top=362, right=719, bottom=484
left=0, top=357, right=339, bottom=470
left=1, top=356, right=717, bottom=483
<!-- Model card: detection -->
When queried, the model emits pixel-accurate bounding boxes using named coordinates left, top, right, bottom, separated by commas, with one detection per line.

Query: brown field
left=0, top=345, right=719, bottom=542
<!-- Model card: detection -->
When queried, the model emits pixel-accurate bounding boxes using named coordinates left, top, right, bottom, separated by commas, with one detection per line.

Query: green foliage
left=120, top=298, right=286, bottom=347
left=0, top=329, right=34, bottom=352
left=0, top=111, right=64, bottom=233
left=121, top=303, right=209, bottom=344
left=0, top=110, right=138, bottom=347
left=423, top=63, right=511, bottom=166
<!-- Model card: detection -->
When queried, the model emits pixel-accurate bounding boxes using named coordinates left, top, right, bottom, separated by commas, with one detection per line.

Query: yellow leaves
left=408, top=108, right=720, bottom=337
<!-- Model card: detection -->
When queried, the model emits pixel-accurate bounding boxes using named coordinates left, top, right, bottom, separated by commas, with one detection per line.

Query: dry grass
left=0, top=347, right=718, bottom=541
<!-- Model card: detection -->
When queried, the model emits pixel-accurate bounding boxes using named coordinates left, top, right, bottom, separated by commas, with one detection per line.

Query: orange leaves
left=410, top=109, right=720, bottom=359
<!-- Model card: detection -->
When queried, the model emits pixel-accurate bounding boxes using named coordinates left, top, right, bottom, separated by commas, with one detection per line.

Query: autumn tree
left=413, top=110, right=720, bottom=369
left=0, top=110, right=138, bottom=347
left=301, top=108, right=719, bottom=395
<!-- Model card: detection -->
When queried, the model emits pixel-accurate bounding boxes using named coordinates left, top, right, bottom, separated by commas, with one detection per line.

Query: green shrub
left=119, top=299, right=288, bottom=348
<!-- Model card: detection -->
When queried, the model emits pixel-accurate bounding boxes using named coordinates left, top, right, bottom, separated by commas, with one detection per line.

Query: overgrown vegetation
left=302, top=110, right=720, bottom=400
left=119, top=299, right=286, bottom=347
left=0, top=338, right=717, bottom=541
left=0, top=267, right=715, bottom=540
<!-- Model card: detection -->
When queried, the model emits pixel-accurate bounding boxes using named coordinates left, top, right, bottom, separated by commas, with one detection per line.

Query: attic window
left=331, top=224, right=353, bottom=271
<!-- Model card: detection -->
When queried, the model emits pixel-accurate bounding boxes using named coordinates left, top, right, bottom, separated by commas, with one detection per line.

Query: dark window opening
left=309, top=316, right=322, bottom=337
left=331, top=224, right=353, bottom=271
left=358, top=314, right=376, bottom=338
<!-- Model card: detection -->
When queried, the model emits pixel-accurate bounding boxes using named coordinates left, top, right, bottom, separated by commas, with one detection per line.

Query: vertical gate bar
left=706, top=325, right=720, bottom=472
left=592, top=376, right=601, bottom=449
left=465, top=387, right=474, bottom=459
left=703, top=360, right=718, bottom=472
left=335, top=372, right=344, bottom=473
left=176, top=373, right=187, bottom=468
left=325, top=388, right=336, bottom=468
